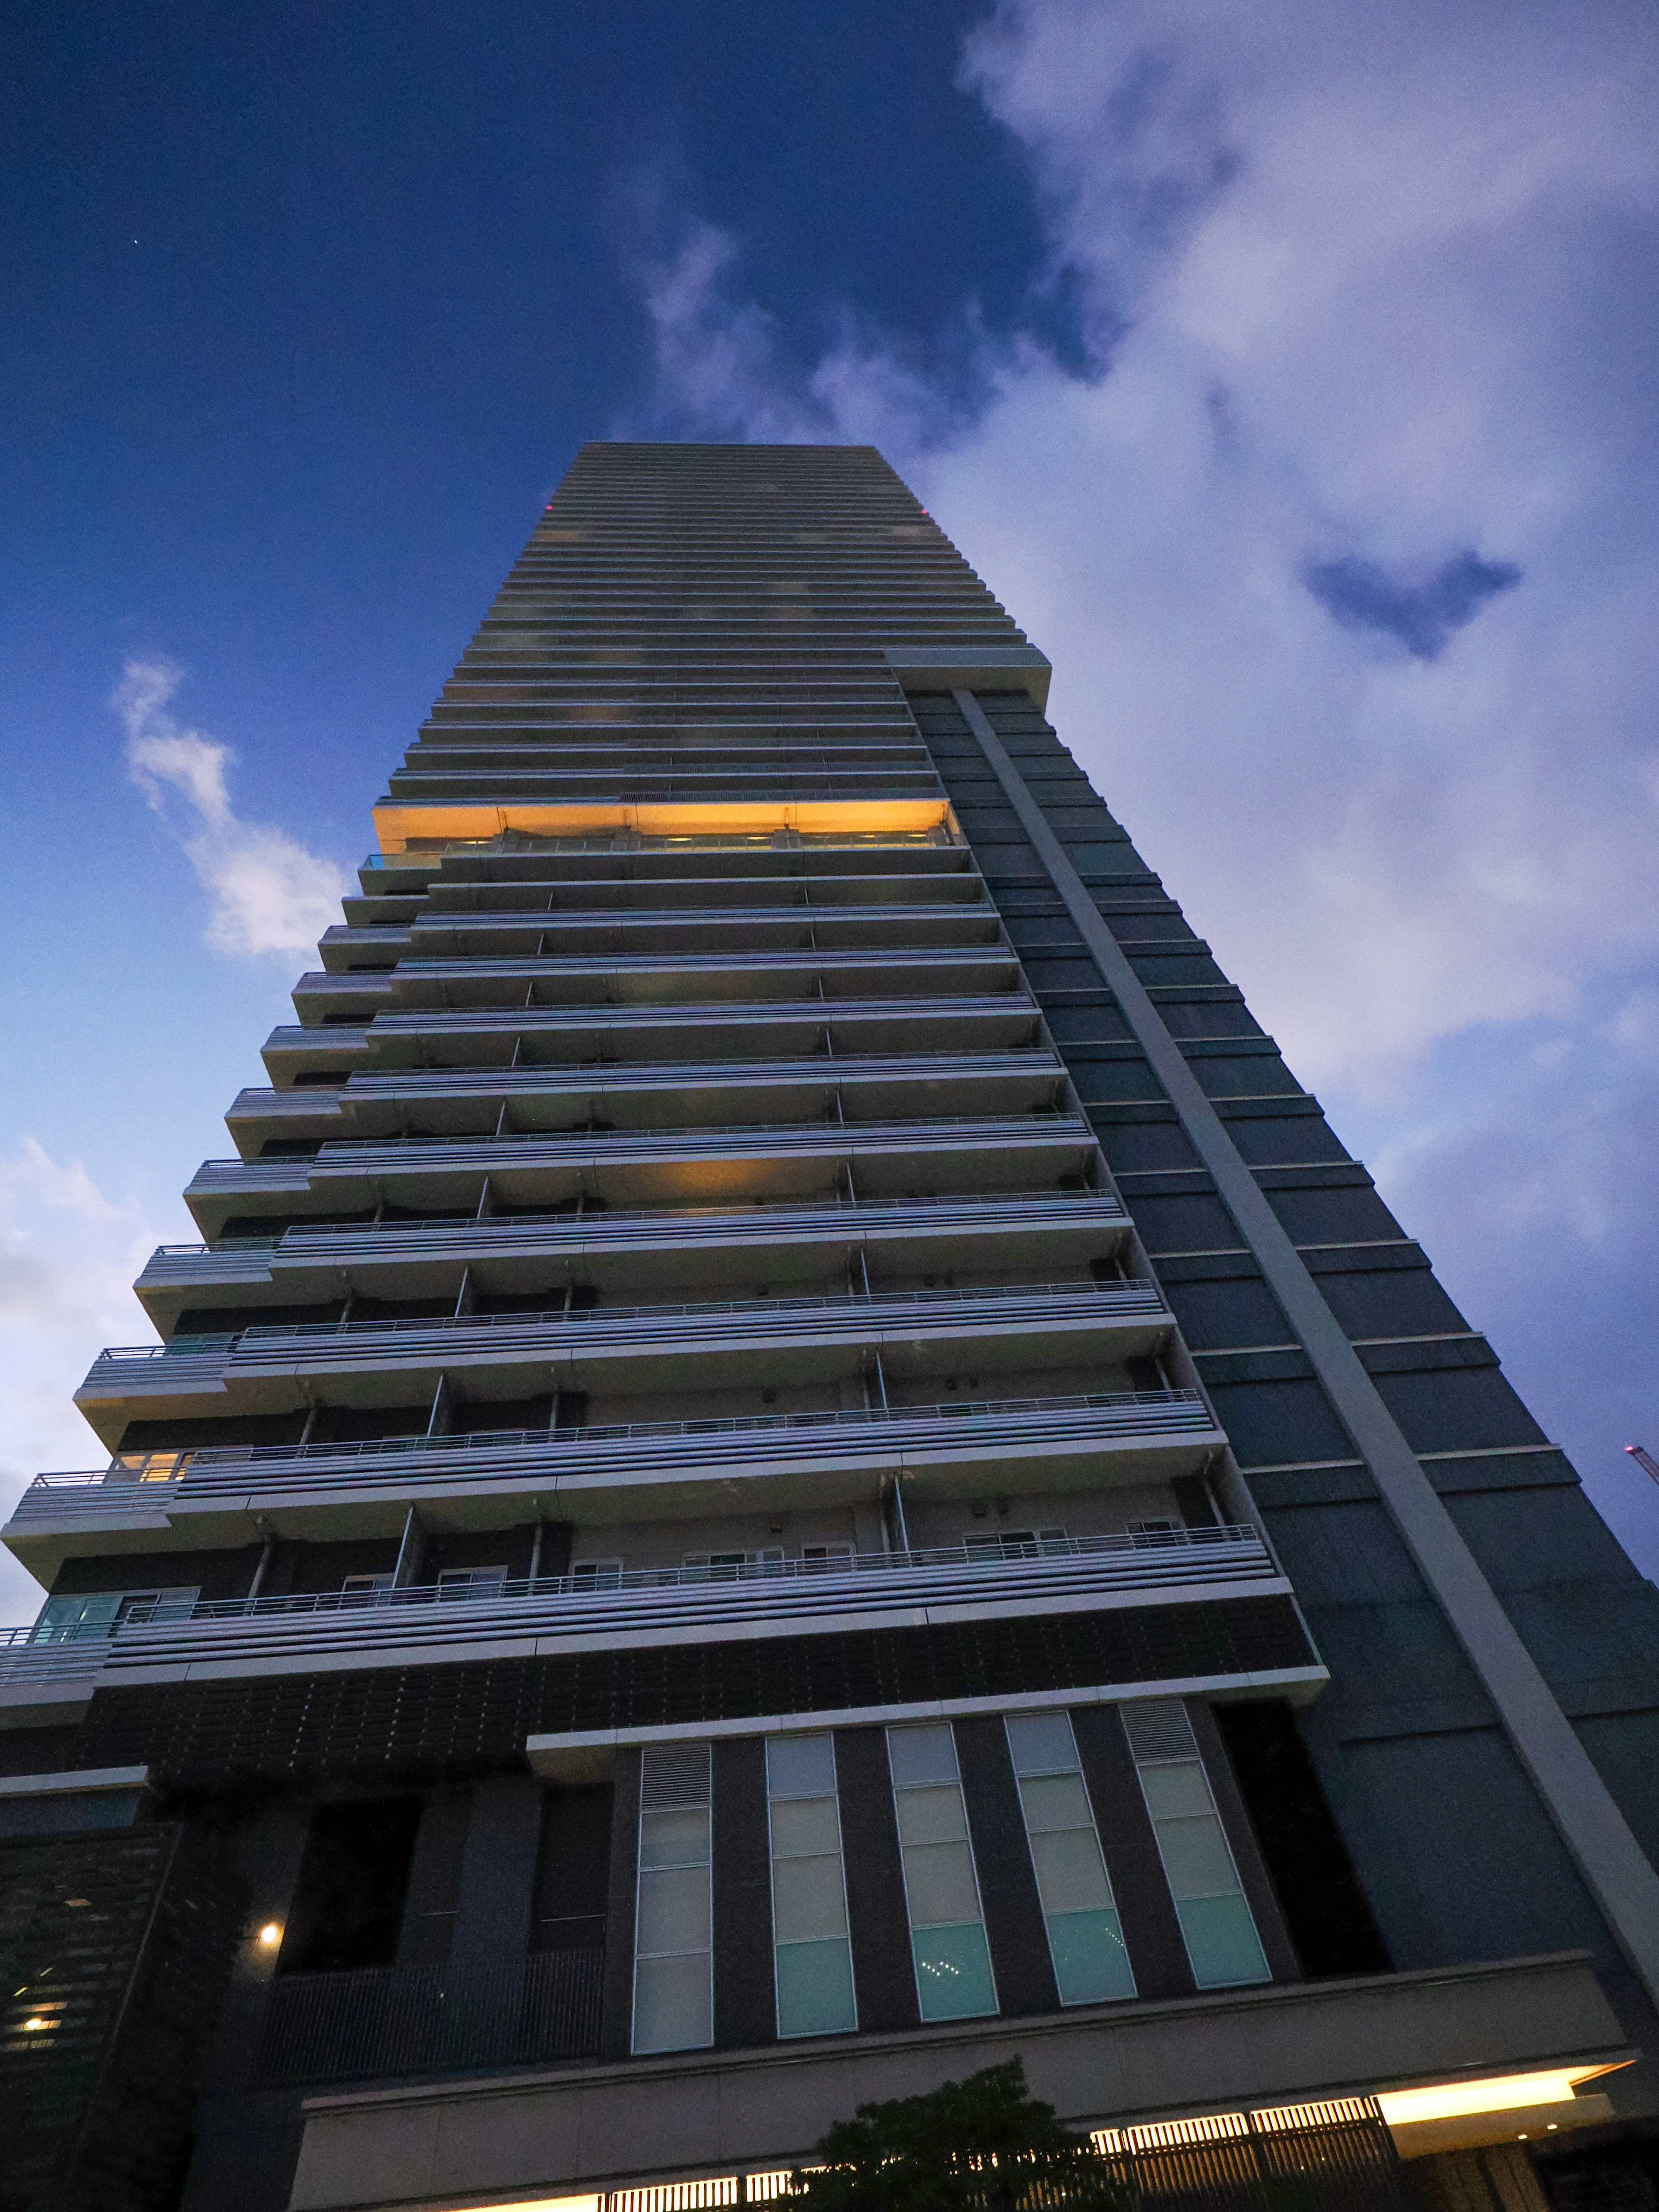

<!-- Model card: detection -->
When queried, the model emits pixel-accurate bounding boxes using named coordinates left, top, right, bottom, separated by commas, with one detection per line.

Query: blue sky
left=4, top=0, right=1659, bottom=1622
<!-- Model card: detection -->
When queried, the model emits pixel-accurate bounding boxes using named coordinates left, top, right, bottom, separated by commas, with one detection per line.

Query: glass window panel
left=895, top=1784, right=967, bottom=1847
left=1047, top=1909, right=1136, bottom=2005
left=636, top=1864, right=710, bottom=1955
left=887, top=1723, right=957, bottom=1787
left=767, top=1733, right=837, bottom=1799
left=1004, top=1713, right=1079, bottom=1777
left=902, top=1839, right=981, bottom=1926
left=1030, top=1826, right=1113, bottom=1915
left=769, top=1796, right=841, bottom=1858
left=775, top=1938, right=857, bottom=2038
left=1178, top=1893, right=1270, bottom=1988
left=639, top=1805, right=710, bottom=1870
left=633, top=1951, right=713, bottom=2053
left=912, top=1921, right=997, bottom=2021
left=771, top=1853, right=847, bottom=1944
left=1139, top=1761, right=1213, bottom=1821
left=1154, top=1815, right=1239, bottom=1901
left=1017, top=1772, right=1094, bottom=1834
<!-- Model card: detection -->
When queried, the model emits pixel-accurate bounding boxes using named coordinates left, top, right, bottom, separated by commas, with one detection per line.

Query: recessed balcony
left=0, top=1526, right=1283, bottom=1700
left=225, top=1048, right=1070, bottom=1150
left=10, top=1386, right=1225, bottom=1552
left=181, top=1113, right=1100, bottom=1235
left=134, top=1190, right=1132, bottom=1322
left=74, top=1279, right=1173, bottom=1442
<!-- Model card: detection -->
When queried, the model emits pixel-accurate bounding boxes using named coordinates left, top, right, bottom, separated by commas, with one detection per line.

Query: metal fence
left=254, top=1944, right=604, bottom=2086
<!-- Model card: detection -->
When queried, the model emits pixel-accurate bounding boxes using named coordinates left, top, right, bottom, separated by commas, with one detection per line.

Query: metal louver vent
left=641, top=1741, right=712, bottom=1809
left=1120, top=1697, right=1198, bottom=1764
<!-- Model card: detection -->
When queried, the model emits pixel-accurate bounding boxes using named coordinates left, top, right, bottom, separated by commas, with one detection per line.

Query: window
left=766, top=1733, right=856, bottom=2038
left=799, top=1544, right=853, bottom=1573
left=571, top=1559, right=623, bottom=1590
left=33, top=1586, right=199, bottom=1641
left=435, top=1565, right=508, bottom=1600
left=337, top=1574, right=392, bottom=1608
left=681, top=1548, right=785, bottom=1578
left=886, top=1723, right=997, bottom=2022
left=965, top=1527, right=1068, bottom=1560
left=1004, top=1713, right=1135, bottom=2004
left=1121, top=1700, right=1268, bottom=1989
left=1126, top=1519, right=1182, bottom=1545
left=632, top=1743, right=712, bottom=2054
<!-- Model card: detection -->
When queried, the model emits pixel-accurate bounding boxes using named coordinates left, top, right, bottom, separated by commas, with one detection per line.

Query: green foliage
left=785, top=2059, right=1129, bottom=2212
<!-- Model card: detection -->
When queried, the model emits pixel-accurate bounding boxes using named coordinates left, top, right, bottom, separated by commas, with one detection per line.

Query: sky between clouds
left=2, top=0, right=1658, bottom=1622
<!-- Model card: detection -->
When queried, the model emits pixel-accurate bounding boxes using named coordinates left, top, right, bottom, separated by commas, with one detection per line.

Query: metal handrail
left=2, top=1529, right=1272, bottom=1682
left=190, top=1112, right=1091, bottom=1174
left=15, top=1391, right=1214, bottom=1511
left=145, top=1186, right=1126, bottom=1259
left=99, top=1278, right=1163, bottom=1361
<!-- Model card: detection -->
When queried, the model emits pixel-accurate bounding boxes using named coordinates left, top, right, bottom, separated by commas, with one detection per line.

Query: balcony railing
left=11, top=1388, right=1222, bottom=1527
left=0, top=1527, right=1275, bottom=1685
left=86, top=1278, right=1167, bottom=1386
left=254, top=1945, right=604, bottom=2085
left=137, top=1187, right=1129, bottom=1274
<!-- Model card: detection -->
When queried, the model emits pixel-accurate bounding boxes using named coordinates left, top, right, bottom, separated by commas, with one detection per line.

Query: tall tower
left=4, top=444, right=1659, bottom=2212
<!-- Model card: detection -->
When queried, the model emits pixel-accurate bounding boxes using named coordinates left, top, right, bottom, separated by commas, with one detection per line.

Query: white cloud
left=0, top=1141, right=163, bottom=1626
left=613, top=0, right=1659, bottom=1567
left=114, top=656, right=349, bottom=957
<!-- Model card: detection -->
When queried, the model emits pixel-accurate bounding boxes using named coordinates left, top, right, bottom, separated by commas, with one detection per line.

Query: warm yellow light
left=255, top=1922, right=283, bottom=1950
left=434, top=2198, right=601, bottom=2212
left=22, top=2016, right=49, bottom=2032
left=372, top=799, right=950, bottom=854
left=1376, top=2070, right=1601, bottom=2126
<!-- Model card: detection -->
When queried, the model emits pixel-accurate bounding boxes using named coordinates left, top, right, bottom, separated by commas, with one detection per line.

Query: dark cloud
left=1303, top=550, right=1522, bottom=659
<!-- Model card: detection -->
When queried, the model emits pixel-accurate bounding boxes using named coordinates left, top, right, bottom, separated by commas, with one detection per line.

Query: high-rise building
left=4, top=442, right=1659, bottom=2212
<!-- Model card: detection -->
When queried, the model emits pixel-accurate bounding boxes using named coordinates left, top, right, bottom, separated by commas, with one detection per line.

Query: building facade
left=4, top=442, right=1659, bottom=2212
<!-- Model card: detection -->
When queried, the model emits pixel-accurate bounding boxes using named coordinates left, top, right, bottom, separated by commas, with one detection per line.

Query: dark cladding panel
left=1069, top=1704, right=1195, bottom=2001
left=834, top=1727, right=917, bottom=2034
left=953, top=1715, right=1058, bottom=2019
left=712, top=1736, right=775, bottom=2050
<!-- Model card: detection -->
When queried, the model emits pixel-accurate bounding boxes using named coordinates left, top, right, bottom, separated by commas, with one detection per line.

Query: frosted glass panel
left=636, top=1862, right=710, bottom=1954
left=1005, top=1712, right=1079, bottom=1776
left=895, top=1784, right=967, bottom=1847
left=639, top=1805, right=711, bottom=1868
left=902, top=1839, right=980, bottom=1926
left=633, top=1952, right=713, bottom=2053
left=1030, top=1826, right=1112, bottom=1914
left=766, top=1729, right=857, bottom=2039
left=1154, top=1815, right=1239, bottom=1901
left=772, top=1853, right=848, bottom=1943
left=1139, top=1761, right=1212, bottom=1821
left=887, top=1723, right=957, bottom=1787
left=770, top=1795, right=841, bottom=1858
left=1178, top=1893, right=1270, bottom=1987
left=1047, top=1909, right=1136, bottom=2004
left=1017, top=1772, right=1093, bottom=1834
left=775, top=1937, right=856, bottom=2038
left=767, top=1733, right=837, bottom=1798
left=912, top=1922, right=997, bottom=2021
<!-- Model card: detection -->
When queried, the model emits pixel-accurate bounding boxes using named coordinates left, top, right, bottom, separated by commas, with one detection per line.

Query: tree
left=785, top=2059, right=1130, bottom=2212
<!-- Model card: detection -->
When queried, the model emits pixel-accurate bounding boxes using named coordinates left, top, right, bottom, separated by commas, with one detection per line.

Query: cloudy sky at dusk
left=3, top=0, right=1659, bottom=1624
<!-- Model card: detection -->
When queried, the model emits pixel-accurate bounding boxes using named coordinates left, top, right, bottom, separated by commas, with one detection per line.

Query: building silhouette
left=4, top=442, right=1659, bottom=2212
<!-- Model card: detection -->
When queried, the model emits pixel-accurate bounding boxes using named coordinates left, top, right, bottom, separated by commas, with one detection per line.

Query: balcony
left=225, top=1048, right=1070, bottom=1149
left=74, top=1280, right=1172, bottom=1444
left=0, top=1527, right=1281, bottom=1693
left=135, top=1190, right=1131, bottom=1303
left=10, top=1388, right=1225, bottom=1549
left=181, top=1115, right=1100, bottom=1231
